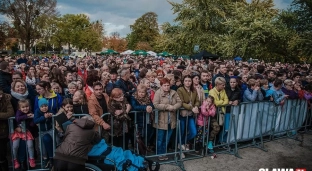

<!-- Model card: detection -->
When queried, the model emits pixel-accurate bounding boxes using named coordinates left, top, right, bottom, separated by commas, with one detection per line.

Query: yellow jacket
left=209, top=87, right=229, bottom=113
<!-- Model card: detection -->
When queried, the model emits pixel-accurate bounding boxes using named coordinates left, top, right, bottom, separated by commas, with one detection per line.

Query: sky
left=1, top=0, right=292, bottom=37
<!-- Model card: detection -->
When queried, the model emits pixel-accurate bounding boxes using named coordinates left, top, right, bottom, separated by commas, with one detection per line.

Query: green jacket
left=177, top=87, right=200, bottom=110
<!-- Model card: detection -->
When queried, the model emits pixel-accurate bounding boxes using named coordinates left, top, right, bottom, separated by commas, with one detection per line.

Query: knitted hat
left=38, top=98, right=48, bottom=107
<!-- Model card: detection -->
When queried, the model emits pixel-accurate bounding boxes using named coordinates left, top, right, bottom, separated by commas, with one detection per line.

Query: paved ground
left=160, top=133, right=312, bottom=171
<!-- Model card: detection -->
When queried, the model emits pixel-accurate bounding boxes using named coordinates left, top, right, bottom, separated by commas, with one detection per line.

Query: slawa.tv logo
left=259, top=169, right=306, bottom=171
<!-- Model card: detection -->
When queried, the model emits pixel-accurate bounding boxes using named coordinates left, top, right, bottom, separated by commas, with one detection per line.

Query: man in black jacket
left=114, top=68, right=135, bottom=102
left=0, top=62, right=13, bottom=94
left=212, top=63, right=230, bottom=88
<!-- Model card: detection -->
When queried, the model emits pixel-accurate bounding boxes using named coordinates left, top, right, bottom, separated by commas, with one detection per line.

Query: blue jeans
left=156, top=125, right=173, bottom=155
left=179, top=115, right=197, bottom=145
left=219, top=113, right=231, bottom=143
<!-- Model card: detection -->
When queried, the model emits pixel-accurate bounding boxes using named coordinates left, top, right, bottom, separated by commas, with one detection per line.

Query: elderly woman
left=177, top=75, right=200, bottom=158
left=153, top=78, right=182, bottom=161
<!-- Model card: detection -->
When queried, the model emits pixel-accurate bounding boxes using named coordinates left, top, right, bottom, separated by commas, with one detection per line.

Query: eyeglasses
left=12, top=77, right=21, bottom=80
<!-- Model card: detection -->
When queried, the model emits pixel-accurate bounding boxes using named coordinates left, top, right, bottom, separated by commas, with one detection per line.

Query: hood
left=74, top=119, right=95, bottom=129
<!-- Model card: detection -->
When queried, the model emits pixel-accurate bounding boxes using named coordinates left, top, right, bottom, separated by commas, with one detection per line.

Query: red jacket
left=77, top=69, right=87, bottom=83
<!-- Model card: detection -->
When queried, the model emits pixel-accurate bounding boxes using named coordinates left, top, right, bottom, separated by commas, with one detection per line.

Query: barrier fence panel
left=273, top=99, right=307, bottom=139
left=6, top=100, right=311, bottom=170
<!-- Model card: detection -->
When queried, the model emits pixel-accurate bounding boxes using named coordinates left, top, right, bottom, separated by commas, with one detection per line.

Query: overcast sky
left=1, top=0, right=292, bottom=37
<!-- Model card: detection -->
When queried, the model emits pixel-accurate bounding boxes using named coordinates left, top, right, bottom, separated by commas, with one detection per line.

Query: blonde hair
left=214, top=77, right=226, bottom=85
left=284, top=79, right=294, bottom=85
left=247, top=79, right=256, bottom=87
left=68, top=82, right=78, bottom=89
left=11, top=80, right=27, bottom=92
left=136, top=84, right=147, bottom=92
left=146, top=71, right=157, bottom=78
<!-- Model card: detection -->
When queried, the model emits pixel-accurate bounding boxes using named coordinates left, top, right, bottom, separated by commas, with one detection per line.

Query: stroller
left=85, top=139, right=160, bottom=171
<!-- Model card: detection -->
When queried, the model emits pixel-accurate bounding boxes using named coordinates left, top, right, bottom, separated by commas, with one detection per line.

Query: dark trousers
left=53, top=159, right=85, bottom=171
left=0, top=139, right=8, bottom=171
left=112, top=135, right=128, bottom=150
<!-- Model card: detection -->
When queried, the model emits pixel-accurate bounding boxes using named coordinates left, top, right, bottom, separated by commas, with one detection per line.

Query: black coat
left=0, top=70, right=12, bottom=94
left=225, top=87, right=241, bottom=113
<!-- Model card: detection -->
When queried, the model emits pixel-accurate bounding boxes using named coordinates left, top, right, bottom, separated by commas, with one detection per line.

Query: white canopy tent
left=120, top=50, right=134, bottom=55
left=147, top=51, right=157, bottom=56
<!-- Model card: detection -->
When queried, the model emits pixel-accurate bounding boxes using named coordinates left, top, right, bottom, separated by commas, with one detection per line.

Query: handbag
left=218, top=107, right=224, bottom=126
left=180, top=110, right=193, bottom=117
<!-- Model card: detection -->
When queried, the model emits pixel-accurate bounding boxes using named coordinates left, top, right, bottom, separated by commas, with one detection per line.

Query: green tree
left=127, top=12, right=159, bottom=50
left=0, top=0, right=58, bottom=54
left=216, top=0, right=280, bottom=59
left=77, top=20, right=104, bottom=52
left=51, top=14, right=91, bottom=54
left=289, top=0, right=312, bottom=58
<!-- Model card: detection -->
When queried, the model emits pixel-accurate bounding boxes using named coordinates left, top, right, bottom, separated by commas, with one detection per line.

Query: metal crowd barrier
left=7, top=99, right=311, bottom=171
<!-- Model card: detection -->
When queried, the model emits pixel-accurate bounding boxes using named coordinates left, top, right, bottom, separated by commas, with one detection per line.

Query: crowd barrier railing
left=7, top=99, right=311, bottom=171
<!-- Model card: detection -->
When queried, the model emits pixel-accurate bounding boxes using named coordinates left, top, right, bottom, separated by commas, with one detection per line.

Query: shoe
left=178, top=144, right=186, bottom=150
left=158, top=156, right=168, bottom=161
left=13, top=159, right=20, bottom=169
left=207, top=141, right=213, bottom=150
left=180, top=152, right=185, bottom=159
left=185, top=144, right=190, bottom=151
left=29, top=158, right=36, bottom=168
left=43, top=159, right=50, bottom=168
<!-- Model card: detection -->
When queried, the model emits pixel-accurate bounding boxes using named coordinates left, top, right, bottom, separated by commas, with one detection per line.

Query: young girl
left=130, top=84, right=155, bottom=152
left=108, top=88, right=131, bottom=149
left=72, top=90, right=89, bottom=114
left=12, top=100, right=36, bottom=169
left=51, top=82, right=62, bottom=95
left=55, top=98, right=75, bottom=138
left=195, top=96, right=216, bottom=152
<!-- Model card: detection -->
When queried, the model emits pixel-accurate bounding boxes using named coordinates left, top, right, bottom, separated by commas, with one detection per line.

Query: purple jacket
left=281, top=87, right=298, bottom=99
left=15, top=110, right=38, bottom=137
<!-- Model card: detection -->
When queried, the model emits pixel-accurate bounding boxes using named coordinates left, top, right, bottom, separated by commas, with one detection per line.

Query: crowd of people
left=0, top=54, right=311, bottom=170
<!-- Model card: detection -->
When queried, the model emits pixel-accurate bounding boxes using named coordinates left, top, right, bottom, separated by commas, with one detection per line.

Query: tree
left=135, top=42, right=152, bottom=51
left=0, top=0, right=58, bottom=54
left=104, top=32, right=128, bottom=52
left=289, top=0, right=312, bottom=58
left=51, top=14, right=91, bottom=53
left=216, top=0, right=280, bottom=59
left=77, top=20, right=104, bottom=52
left=0, top=21, right=19, bottom=51
left=127, top=12, right=159, bottom=50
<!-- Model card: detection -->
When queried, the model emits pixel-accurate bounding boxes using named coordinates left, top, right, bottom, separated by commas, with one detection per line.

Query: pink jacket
left=197, top=101, right=216, bottom=126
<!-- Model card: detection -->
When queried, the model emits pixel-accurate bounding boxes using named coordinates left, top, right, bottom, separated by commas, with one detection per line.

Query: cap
left=38, top=98, right=48, bottom=107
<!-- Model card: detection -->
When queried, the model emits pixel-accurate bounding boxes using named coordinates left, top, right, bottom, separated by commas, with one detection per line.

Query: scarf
left=133, top=91, right=151, bottom=105
left=11, top=90, right=29, bottom=100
